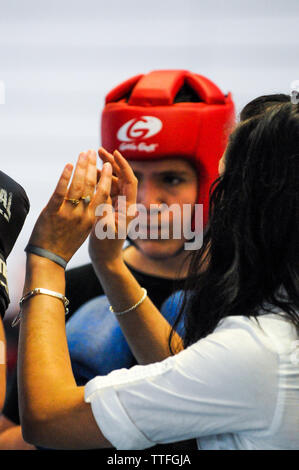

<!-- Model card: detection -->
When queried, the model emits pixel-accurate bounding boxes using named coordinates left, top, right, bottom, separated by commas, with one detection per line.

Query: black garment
left=65, top=261, right=185, bottom=320
left=0, top=171, right=30, bottom=317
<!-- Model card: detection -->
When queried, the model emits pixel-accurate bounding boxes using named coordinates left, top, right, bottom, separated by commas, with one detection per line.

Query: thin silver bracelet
left=12, top=288, right=70, bottom=327
left=109, top=288, right=147, bottom=316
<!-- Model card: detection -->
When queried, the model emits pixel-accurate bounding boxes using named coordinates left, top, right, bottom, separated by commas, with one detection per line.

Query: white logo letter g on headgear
left=117, top=116, right=163, bottom=142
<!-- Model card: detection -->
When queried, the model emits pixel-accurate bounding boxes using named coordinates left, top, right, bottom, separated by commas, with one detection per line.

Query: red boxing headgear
left=101, top=70, right=235, bottom=226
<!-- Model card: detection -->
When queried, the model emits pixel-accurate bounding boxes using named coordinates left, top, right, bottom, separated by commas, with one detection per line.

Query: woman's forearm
left=92, top=258, right=184, bottom=364
left=18, top=256, right=77, bottom=435
left=18, top=255, right=76, bottom=411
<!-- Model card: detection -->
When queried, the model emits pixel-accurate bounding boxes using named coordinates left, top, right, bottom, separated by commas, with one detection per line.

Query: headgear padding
left=101, top=70, right=235, bottom=225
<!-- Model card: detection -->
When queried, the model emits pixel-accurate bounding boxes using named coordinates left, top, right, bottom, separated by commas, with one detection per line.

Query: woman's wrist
left=91, top=255, right=128, bottom=286
left=24, top=253, right=65, bottom=294
left=90, top=251, right=125, bottom=274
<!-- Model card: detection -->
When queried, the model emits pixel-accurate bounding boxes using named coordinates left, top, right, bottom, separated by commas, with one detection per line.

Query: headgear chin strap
left=101, top=70, right=235, bottom=226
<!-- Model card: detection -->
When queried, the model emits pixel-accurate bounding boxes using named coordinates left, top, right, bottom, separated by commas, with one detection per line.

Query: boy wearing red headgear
left=64, top=71, right=234, bottom=382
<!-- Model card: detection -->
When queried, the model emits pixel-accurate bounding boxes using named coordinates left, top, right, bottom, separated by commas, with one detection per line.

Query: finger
left=98, top=147, right=121, bottom=176
left=47, top=164, right=73, bottom=212
left=113, top=150, right=138, bottom=206
left=67, top=152, right=88, bottom=200
left=97, top=169, right=119, bottom=196
left=113, top=150, right=135, bottom=179
left=83, top=150, right=97, bottom=199
left=91, top=162, right=112, bottom=208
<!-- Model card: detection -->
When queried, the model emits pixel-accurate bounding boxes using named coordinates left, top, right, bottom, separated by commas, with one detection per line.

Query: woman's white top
left=84, top=313, right=299, bottom=450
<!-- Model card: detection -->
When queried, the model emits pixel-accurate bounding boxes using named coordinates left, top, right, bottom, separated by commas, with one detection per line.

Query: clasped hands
left=28, top=147, right=138, bottom=267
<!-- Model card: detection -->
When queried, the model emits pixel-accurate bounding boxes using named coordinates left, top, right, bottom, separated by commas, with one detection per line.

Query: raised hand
left=28, top=150, right=113, bottom=263
left=89, top=147, right=138, bottom=266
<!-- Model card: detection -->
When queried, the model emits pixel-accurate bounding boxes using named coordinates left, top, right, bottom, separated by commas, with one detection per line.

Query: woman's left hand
left=28, top=150, right=113, bottom=263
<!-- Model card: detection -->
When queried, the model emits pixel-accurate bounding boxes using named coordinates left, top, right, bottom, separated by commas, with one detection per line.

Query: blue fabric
left=66, top=291, right=185, bottom=385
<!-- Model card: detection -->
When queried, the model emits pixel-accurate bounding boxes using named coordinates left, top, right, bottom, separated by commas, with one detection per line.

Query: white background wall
left=0, top=0, right=298, bottom=313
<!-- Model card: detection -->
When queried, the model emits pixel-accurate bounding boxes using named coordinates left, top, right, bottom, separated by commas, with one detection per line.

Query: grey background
left=0, top=0, right=298, bottom=312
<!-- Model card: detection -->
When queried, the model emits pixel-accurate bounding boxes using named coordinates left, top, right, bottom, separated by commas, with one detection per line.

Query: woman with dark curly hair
left=17, top=102, right=299, bottom=450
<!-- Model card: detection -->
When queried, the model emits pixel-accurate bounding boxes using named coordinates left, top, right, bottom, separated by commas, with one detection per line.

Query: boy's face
left=129, top=158, right=198, bottom=260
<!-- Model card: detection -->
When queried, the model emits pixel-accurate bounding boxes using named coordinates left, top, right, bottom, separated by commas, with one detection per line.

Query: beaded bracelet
left=109, top=288, right=147, bottom=316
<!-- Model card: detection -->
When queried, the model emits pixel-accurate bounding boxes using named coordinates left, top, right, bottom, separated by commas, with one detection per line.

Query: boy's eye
left=162, top=175, right=184, bottom=185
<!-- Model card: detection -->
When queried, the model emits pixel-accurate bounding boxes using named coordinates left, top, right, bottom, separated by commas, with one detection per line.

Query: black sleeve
left=2, top=368, right=20, bottom=425
left=65, top=263, right=104, bottom=320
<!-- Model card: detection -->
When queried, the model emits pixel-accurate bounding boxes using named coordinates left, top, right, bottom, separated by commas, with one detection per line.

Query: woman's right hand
left=88, top=147, right=138, bottom=268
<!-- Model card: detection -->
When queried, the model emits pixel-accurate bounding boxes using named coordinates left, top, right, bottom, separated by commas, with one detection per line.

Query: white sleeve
left=84, top=319, right=278, bottom=450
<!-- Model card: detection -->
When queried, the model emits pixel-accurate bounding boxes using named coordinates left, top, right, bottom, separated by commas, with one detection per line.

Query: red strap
left=128, top=70, right=186, bottom=106
left=186, top=73, right=225, bottom=104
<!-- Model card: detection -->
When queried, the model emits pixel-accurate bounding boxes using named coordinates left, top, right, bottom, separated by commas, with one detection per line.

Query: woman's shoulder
left=212, top=311, right=298, bottom=357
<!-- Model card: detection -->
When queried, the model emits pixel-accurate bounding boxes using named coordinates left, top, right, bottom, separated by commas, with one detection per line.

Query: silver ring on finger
left=80, top=195, right=91, bottom=205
